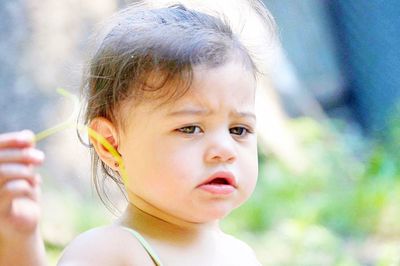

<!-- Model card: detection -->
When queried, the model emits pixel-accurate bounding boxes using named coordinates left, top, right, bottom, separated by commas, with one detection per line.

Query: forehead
left=166, top=61, right=256, bottom=111
left=194, top=61, right=255, bottom=96
left=121, top=62, right=256, bottom=126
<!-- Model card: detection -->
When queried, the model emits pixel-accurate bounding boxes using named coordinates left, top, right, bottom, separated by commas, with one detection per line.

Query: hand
left=0, top=130, right=47, bottom=265
left=0, top=130, right=44, bottom=238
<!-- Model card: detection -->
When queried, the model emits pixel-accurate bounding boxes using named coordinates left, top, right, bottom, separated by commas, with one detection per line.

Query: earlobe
left=89, top=117, right=120, bottom=170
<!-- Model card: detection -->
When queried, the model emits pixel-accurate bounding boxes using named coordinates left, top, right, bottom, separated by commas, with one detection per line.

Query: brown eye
left=230, top=127, right=248, bottom=136
left=178, top=126, right=202, bottom=134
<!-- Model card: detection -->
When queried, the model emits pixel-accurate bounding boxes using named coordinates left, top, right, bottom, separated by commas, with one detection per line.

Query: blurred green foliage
left=222, top=108, right=400, bottom=264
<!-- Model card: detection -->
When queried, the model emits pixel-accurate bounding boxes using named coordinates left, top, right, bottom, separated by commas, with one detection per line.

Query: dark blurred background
left=1, top=1, right=399, bottom=265
left=265, top=0, right=400, bottom=134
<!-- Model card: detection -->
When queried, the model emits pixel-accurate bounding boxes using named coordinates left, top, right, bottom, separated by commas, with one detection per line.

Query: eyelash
left=177, top=125, right=202, bottom=135
left=230, top=126, right=252, bottom=136
left=177, top=125, right=253, bottom=137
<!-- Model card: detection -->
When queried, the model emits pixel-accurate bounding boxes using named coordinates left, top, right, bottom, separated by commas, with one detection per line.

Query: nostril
left=204, top=138, right=237, bottom=163
left=206, top=152, right=236, bottom=164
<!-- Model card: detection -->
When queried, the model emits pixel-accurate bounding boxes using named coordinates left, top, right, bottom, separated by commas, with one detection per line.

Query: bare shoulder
left=57, top=225, right=155, bottom=266
left=219, top=232, right=261, bottom=266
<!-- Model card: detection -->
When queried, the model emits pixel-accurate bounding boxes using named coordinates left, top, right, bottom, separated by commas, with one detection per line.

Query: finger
left=0, top=179, right=35, bottom=202
left=0, top=148, right=44, bottom=165
left=4, top=179, right=33, bottom=197
left=0, top=130, right=35, bottom=149
left=0, top=179, right=37, bottom=215
left=0, top=174, right=41, bottom=203
left=9, top=197, right=41, bottom=233
left=0, top=164, right=35, bottom=186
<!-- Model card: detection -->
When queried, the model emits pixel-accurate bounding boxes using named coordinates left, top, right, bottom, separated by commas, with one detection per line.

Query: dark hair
left=81, top=4, right=260, bottom=211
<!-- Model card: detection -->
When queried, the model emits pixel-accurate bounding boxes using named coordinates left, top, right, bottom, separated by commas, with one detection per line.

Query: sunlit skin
left=118, top=61, right=258, bottom=224
left=0, top=131, right=46, bottom=266
left=69, top=61, right=261, bottom=265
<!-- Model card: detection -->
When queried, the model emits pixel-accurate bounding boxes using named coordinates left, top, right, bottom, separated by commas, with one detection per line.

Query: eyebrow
left=167, top=109, right=256, bottom=121
left=235, top=111, right=257, bottom=121
left=167, top=109, right=209, bottom=117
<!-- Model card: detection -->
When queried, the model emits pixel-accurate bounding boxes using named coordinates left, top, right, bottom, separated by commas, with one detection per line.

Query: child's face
left=118, top=61, right=258, bottom=223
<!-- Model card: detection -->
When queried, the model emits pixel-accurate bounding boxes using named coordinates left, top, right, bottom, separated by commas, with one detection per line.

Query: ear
left=89, top=117, right=120, bottom=170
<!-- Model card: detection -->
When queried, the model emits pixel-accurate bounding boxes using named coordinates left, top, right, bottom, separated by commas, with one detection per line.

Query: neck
left=116, top=193, right=220, bottom=243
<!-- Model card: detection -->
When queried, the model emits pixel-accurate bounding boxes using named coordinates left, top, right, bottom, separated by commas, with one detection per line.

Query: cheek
left=121, top=138, right=161, bottom=188
left=248, top=158, right=259, bottom=192
left=240, top=144, right=259, bottom=194
left=150, top=139, right=199, bottom=184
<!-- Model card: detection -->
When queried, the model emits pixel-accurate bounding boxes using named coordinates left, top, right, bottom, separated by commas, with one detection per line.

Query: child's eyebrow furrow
left=167, top=109, right=210, bottom=117
left=167, top=109, right=256, bottom=121
left=232, top=111, right=256, bottom=121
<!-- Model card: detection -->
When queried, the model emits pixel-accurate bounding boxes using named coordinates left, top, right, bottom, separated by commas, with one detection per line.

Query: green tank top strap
left=121, top=227, right=164, bottom=266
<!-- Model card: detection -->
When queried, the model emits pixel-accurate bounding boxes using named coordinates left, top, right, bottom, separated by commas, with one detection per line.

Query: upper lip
left=198, top=171, right=238, bottom=188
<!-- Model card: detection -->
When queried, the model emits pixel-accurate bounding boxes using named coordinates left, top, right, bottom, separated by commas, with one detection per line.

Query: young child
left=0, top=3, right=273, bottom=265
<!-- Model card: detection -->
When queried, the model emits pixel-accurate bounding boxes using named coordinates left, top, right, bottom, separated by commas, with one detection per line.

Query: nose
left=204, top=131, right=237, bottom=164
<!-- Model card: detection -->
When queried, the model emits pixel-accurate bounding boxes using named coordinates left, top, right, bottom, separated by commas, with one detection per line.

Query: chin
left=193, top=204, right=239, bottom=223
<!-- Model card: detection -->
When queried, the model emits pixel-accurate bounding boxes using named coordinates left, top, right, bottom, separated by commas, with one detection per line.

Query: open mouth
left=198, top=173, right=237, bottom=195
left=207, top=177, right=230, bottom=185
left=198, top=171, right=237, bottom=191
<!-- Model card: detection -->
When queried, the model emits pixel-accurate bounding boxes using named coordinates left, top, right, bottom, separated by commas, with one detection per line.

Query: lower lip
left=198, top=184, right=236, bottom=195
